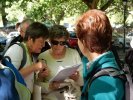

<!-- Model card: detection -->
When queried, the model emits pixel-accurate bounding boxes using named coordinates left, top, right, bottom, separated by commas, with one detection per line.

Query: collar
left=86, top=51, right=110, bottom=69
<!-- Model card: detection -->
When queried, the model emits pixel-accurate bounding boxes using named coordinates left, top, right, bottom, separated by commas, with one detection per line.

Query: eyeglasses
left=51, top=40, right=67, bottom=46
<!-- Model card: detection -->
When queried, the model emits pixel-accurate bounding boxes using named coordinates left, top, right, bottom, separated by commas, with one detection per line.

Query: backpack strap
left=2, top=56, right=12, bottom=63
left=89, top=67, right=126, bottom=86
left=16, top=43, right=27, bottom=70
left=81, top=67, right=126, bottom=99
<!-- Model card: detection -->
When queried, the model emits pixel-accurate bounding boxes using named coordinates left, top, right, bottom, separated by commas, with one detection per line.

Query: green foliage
left=0, top=0, right=133, bottom=27
left=25, top=0, right=87, bottom=24
left=98, top=0, right=108, bottom=9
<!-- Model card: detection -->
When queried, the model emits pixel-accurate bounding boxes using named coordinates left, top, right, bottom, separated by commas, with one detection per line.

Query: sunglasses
left=51, top=40, right=67, bottom=46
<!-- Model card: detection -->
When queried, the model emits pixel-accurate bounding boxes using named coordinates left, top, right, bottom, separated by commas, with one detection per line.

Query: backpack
left=125, top=48, right=133, bottom=76
left=0, top=60, right=31, bottom=100
left=81, top=66, right=133, bottom=100
left=0, top=63, right=20, bottom=100
left=1, top=56, right=26, bottom=86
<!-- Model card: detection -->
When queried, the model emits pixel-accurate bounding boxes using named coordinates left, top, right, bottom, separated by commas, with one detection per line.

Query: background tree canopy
left=0, top=0, right=132, bottom=27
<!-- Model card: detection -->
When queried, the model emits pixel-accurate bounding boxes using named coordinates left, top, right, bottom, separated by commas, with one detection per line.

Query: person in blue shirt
left=75, top=9, right=124, bottom=100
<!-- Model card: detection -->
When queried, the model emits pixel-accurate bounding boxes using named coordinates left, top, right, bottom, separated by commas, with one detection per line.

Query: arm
left=70, top=49, right=83, bottom=86
left=4, top=44, right=46, bottom=78
left=4, top=44, right=23, bottom=69
left=19, top=61, right=45, bottom=78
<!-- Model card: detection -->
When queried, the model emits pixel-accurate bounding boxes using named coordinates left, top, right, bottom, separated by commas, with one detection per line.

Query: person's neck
left=50, top=49, right=66, bottom=59
left=87, top=52, right=102, bottom=61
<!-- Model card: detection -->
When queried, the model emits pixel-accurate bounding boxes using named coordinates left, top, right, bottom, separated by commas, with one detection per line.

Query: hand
left=49, top=81, right=61, bottom=90
left=34, top=60, right=47, bottom=71
left=38, top=67, right=50, bottom=78
left=69, top=71, right=79, bottom=81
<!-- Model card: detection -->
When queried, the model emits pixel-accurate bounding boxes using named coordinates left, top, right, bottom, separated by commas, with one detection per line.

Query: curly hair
left=49, top=25, right=69, bottom=40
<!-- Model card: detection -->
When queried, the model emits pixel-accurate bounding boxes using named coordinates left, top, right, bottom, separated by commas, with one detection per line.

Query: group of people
left=4, top=19, right=83, bottom=100
left=0, top=9, right=127, bottom=100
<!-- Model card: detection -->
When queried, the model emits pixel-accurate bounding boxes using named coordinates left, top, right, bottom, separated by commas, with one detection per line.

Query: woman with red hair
left=76, top=9, right=124, bottom=100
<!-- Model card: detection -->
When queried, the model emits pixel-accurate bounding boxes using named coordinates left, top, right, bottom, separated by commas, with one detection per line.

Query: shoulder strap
left=81, top=67, right=126, bottom=98
left=91, top=68, right=124, bottom=79
left=88, top=67, right=126, bottom=87
left=2, top=37, right=17, bottom=56
left=123, top=64, right=133, bottom=100
left=16, top=43, right=27, bottom=70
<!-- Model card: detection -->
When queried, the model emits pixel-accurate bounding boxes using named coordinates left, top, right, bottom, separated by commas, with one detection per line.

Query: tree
left=2, top=0, right=133, bottom=27
left=6, top=0, right=86, bottom=25
left=24, top=0, right=87, bottom=24
left=0, top=1, right=8, bottom=27
left=82, top=0, right=133, bottom=26
left=0, top=0, right=19, bottom=27
left=82, top=0, right=130, bottom=11
left=82, top=0, right=113, bottom=10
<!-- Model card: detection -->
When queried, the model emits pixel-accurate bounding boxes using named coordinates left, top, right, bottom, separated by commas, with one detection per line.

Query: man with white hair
left=10, top=19, right=34, bottom=44
left=2, top=19, right=34, bottom=54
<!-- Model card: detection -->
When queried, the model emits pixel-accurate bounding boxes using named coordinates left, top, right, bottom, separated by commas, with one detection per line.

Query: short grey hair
left=20, top=19, right=34, bottom=32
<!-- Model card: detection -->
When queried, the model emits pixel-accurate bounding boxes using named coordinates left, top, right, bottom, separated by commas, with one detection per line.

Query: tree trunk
left=82, top=0, right=113, bottom=11
left=1, top=13, right=8, bottom=27
left=0, top=2, right=8, bottom=27
left=56, top=10, right=65, bottom=25
left=100, top=0, right=113, bottom=11
left=82, top=0, right=99, bottom=9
